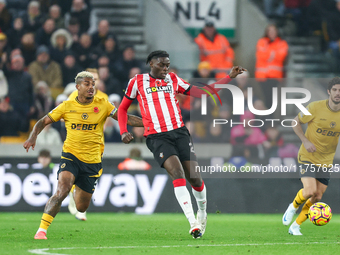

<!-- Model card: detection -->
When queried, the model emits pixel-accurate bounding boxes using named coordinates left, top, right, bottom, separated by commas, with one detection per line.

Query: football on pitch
left=308, top=202, right=332, bottom=226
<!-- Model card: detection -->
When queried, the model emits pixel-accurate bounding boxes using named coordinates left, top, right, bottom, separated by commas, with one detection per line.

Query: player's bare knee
left=168, top=168, right=185, bottom=180
left=188, top=178, right=202, bottom=187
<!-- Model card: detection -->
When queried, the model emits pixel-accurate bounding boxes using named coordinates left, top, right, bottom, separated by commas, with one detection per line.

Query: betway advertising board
left=1, top=158, right=340, bottom=213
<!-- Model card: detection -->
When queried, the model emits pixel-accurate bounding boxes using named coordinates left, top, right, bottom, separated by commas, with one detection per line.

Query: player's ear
left=76, top=83, right=79, bottom=90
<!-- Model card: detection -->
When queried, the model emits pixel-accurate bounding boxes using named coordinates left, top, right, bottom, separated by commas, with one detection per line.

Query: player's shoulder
left=309, top=100, right=327, bottom=109
left=129, top=73, right=147, bottom=83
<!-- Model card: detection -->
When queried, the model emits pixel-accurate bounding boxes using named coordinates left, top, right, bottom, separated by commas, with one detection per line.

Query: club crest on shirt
left=82, top=113, right=89, bottom=120
left=330, top=122, right=336, bottom=128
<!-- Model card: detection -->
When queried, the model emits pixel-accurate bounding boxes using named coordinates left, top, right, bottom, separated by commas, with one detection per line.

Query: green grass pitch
left=0, top=213, right=339, bottom=255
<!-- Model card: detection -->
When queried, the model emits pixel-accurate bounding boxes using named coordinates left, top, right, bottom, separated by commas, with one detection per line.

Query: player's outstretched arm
left=23, top=115, right=52, bottom=152
left=187, top=66, right=247, bottom=98
left=112, top=111, right=143, bottom=127
left=292, top=116, right=316, bottom=153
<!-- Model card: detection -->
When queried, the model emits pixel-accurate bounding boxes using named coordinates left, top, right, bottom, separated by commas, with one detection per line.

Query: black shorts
left=146, top=126, right=197, bottom=167
left=57, top=152, right=102, bottom=194
left=298, top=161, right=330, bottom=186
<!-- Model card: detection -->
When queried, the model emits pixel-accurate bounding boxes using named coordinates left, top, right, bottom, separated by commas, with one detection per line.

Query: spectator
left=48, top=4, right=64, bottom=29
left=0, top=67, right=8, bottom=98
left=97, top=54, right=110, bottom=67
left=118, top=148, right=151, bottom=170
left=50, top=28, right=73, bottom=64
left=191, top=61, right=216, bottom=81
left=263, top=0, right=285, bottom=18
left=94, top=34, right=121, bottom=64
left=28, top=45, right=63, bottom=99
left=63, top=82, right=77, bottom=97
left=21, top=1, right=45, bottom=32
left=37, top=149, right=54, bottom=169
left=98, top=66, right=122, bottom=96
left=0, top=32, right=10, bottom=63
left=104, top=93, right=121, bottom=142
left=35, top=18, right=56, bottom=47
left=112, top=46, right=143, bottom=85
left=55, top=0, right=91, bottom=16
left=5, top=0, right=29, bottom=11
left=131, top=126, right=145, bottom=143
left=306, top=0, right=333, bottom=35
left=255, top=24, right=288, bottom=80
left=0, top=0, right=12, bottom=32
left=264, top=125, right=284, bottom=157
left=73, top=33, right=95, bottom=68
left=32, top=81, right=54, bottom=119
left=285, top=0, right=312, bottom=36
left=0, top=96, right=29, bottom=137
left=35, top=123, right=62, bottom=145
left=91, top=19, right=117, bottom=48
left=255, top=24, right=288, bottom=109
left=20, top=33, right=36, bottom=66
left=7, top=17, right=25, bottom=48
left=224, top=145, right=254, bottom=169
left=3, top=54, right=34, bottom=119
left=326, top=0, right=340, bottom=71
left=195, top=20, right=234, bottom=78
left=61, top=51, right=82, bottom=87
left=69, top=0, right=90, bottom=34
left=51, top=93, right=67, bottom=141
left=67, top=17, right=80, bottom=44
left=230, top=111, right=270, bottom=154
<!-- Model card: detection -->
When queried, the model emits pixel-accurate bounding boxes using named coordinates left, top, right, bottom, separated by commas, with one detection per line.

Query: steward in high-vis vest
left=195, top=20, right=234, bottom=79
left=255, top=24, right=288, bottom=79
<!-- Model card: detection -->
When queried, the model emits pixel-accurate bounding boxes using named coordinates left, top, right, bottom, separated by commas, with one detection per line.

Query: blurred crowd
left=0, top=0, right=299, bottom=159
left=261, top=0, right=340, bottom=70
left=0, top=0, right=144, bottom=143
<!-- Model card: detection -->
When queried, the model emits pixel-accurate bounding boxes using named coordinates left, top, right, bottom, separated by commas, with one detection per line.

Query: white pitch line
left=28, top=242, right=340, bottom=255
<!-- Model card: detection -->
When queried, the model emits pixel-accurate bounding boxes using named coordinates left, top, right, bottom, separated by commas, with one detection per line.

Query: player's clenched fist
left=121, top=132, right=134, bottom=144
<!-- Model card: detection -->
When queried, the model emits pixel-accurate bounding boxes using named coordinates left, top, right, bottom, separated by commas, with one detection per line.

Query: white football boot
left=288, top=221, right=302, bottom=235
left=75, top=211, right=87, bottom=221
left=189, top=221, right=202, bottom=239
left=68, top=191, right=87, bottom=221
left=282, top=203, right=298, bottom=226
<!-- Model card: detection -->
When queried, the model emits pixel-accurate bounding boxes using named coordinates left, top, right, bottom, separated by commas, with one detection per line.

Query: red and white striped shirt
left=124, top=72, right=191, bottom=136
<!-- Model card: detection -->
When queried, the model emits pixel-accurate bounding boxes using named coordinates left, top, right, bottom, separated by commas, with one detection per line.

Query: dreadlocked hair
left=146, top=50, right=169, bottom=64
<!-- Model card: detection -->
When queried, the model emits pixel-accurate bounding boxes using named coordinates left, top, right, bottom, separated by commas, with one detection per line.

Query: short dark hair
left=39, top=149, right=51, bottom=158
left=146, top=50, right=169, bottom=64
left=328, top=77, right=340, bottom=91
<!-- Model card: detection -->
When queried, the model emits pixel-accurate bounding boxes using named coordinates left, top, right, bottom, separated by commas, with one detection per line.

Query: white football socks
left=174, top=186, right=196, bottom=225
left=192, top=185, right=207, bottom=220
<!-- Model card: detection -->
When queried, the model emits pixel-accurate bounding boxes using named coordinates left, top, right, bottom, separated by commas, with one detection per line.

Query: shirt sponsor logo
left=71, top=123, right=98, bottom=130
left=146, top=85, right=172, bottom=94
left=316, top=128, right=340, bottom=137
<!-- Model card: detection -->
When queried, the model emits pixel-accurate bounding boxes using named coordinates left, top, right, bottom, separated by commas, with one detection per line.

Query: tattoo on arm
left=29, top=117, right=50, bottom=139
left=127, top=114, right=143, bottom=127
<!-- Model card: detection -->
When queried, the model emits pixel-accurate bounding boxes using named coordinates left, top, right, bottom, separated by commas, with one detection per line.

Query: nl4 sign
left=163, top=0, right=237, bottom=38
